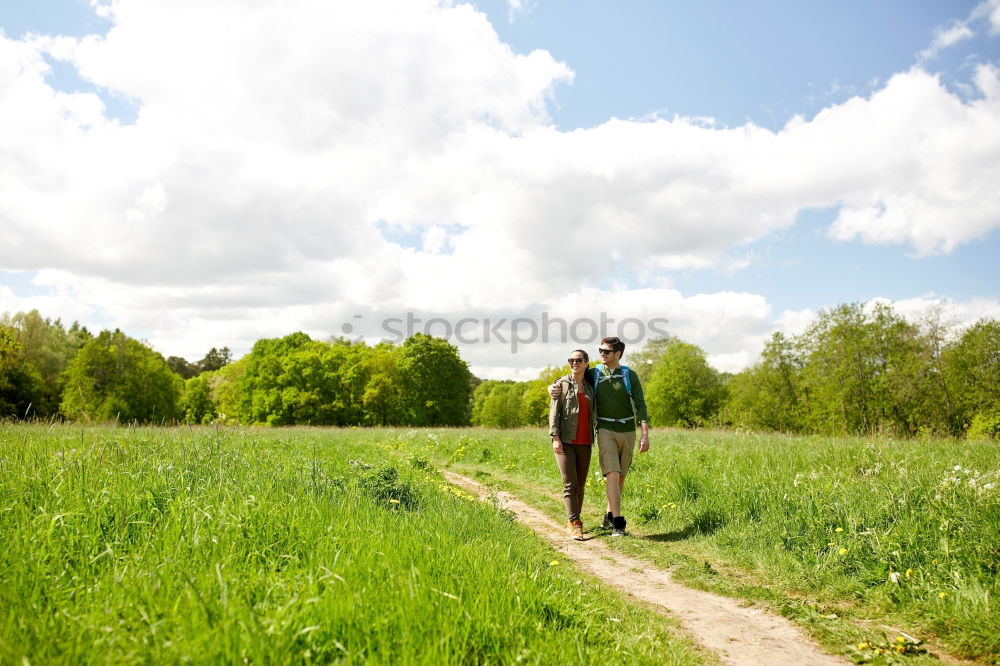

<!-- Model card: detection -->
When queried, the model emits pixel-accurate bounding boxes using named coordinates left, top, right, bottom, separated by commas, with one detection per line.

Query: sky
left=1, top=0, right=999, bottom=379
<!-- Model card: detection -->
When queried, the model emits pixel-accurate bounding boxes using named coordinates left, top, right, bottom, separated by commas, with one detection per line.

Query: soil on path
left=444, top=470, right=847, bottom=666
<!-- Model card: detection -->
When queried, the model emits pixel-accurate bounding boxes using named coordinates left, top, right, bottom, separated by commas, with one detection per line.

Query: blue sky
left=471, top=0, right=1000, bottom=311
left=478, top=1, right=977, bottom=129
left=1, top=1, right=998, bottom=377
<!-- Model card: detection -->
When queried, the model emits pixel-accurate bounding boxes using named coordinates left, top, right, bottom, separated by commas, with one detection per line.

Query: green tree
left=237, top=334, right=377, bottom=426
left=361, top=342, right=401, bottom=425
left=168, top=347, right=232, bottom=379
left=237, top=332, right=335, bottom=425
left=1, top=310, right=91, bottom=415
left=943, top=319, right=1000, bottom=433
left=798, top=303, right=924, bottom=436
left=398, top=334, right=472, bottom=426
left=518, top=379, right=550, bottom=427
left=198, top=346, right=232, bottom=373
left=472, top=381, right=523, bottom=428
left=646, top=341, right=723, bottom=427
left=167, top=356, right=199, bottom=379
left=625, top=336, right=679, bottom=384
left=323, top=338, right=373, bottom=426
left=723, top=332, right=805, bottom=432
left=0, top=325, right=46, bottom=418
left=180, top=375, right=216, bottom=424
left=471, top=380, right=496, bottom=425
left=206, top=356, right=247, bottom=422
left=363, top=374, right=396, bottom=426
left=60, top=330, right=182, bottom=423
left=907, top=308, right=962, bottom=436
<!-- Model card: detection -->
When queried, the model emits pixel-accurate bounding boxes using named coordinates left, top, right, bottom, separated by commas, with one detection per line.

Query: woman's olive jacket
left=548, top=373, right=597, bottom=443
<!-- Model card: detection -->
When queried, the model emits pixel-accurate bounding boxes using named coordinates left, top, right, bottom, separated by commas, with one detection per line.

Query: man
left=550, top=336, right=650, bottom=536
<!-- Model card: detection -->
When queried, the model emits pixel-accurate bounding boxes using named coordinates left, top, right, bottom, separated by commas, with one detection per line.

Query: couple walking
left=548, top=336, right=650, bottom=539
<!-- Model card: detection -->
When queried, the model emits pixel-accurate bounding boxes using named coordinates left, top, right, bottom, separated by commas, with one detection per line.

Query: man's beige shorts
left=597, top=428, right=636, bottom=476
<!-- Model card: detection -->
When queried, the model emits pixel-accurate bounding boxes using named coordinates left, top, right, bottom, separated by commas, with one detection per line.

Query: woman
left=548, top=349, right=596, bottom=540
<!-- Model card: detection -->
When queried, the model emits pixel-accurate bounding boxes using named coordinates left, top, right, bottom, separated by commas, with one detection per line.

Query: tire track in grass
left=444, top=470, right=847, bottom=666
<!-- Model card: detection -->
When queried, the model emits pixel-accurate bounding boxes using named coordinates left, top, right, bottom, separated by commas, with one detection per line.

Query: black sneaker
left=611, top=516, right=627, bottom=537
left=602, top=511, right=613, bottom=530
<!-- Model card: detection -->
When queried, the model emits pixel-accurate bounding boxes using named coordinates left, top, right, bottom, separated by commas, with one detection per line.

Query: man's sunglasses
left=598, top=348, right=617, bottom=355
left=567, top=358, right=587, bottom=364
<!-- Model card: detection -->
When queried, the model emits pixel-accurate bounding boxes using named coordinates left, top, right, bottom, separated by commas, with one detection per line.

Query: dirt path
left=444, top=470, right=847, bottom=666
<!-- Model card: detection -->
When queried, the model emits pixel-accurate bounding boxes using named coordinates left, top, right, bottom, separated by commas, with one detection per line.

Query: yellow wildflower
left=835, top=527, right=843, bottom=533
left=549, top=560, right=560, bottom=566
left=388, top=499, right=400, bottom=504
left=905, top=568, right=913, bottom=578
left=838, top=548, right=848, bottom=555
left=939, top=591, right=947, bottom=598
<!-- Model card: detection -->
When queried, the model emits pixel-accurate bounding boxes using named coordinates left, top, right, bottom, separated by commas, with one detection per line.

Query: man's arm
left=630, top=369, right=651, bottom=453
left=629, top=368, right=649, bottom=424
left=548, top=382, right=564, bottom=454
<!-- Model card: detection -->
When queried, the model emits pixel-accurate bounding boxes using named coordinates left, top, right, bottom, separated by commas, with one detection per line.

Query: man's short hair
left=601, top=336, right=625, bottom=355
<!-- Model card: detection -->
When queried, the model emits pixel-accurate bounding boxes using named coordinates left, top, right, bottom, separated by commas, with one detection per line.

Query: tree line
left=723, top=303, right=999, bottom=439
left=469, top=303, right=999, bottom=440
left=1, top=310, right=472, bottom=426
left=2, top=304, right=997, bottom=437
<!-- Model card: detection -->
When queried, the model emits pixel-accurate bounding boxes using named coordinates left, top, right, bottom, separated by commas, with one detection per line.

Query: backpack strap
left=592, top=363, right=604, bottom=396
left=620, top=364, right=632, bottom=396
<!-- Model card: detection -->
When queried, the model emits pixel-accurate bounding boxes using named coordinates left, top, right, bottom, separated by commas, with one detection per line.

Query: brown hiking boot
left=570, top=519, right=585, bottom=540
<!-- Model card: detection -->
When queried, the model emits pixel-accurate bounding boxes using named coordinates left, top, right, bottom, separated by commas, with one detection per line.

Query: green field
left=429, top=428, right=999, bottom=664
left=2, top=425, right=997, bottom=664
left=0, top=425, right=701, bottom=665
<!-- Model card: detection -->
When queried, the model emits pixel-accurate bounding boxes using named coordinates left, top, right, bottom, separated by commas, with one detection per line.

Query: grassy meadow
left=0, top=425, right=701, bottom=665
left=2, top=424, right=997, bottom=664
left=424, top=428, right=999, bottom=664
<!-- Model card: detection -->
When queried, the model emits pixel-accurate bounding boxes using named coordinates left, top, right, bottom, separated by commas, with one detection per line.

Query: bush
left=967, top=411, right=1000, bottom=440
left=355, top=465, right=422, bottom=510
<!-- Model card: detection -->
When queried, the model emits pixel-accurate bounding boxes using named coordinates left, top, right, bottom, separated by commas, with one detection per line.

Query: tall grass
left=0, top=425, right=700, bottom=665
left=411, top=428, right=1000, bottom=663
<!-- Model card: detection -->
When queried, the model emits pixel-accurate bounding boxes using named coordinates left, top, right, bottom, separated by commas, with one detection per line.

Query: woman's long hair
left=571, top=349, right=593, bottom=387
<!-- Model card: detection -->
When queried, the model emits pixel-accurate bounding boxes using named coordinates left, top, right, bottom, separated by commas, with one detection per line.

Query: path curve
left=444, top=470, right=847, bottom=666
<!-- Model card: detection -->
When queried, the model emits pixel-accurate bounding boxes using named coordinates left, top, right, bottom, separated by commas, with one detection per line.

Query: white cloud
left=888, top=295, right=1000, bottom=334
left=919, top=23, right=974, bottom=62
left=87, top=0, right=113, bottom=19
left=919, top=0, right=1000, bottom=61
left=505, top=0, right=531, bottom=22
left=421, top=225, right=450, bottom=254
left=819, top=66, right=1000, bottom=254
left=1, top=1, right=999, bottom=374
left=973, top=0, right=1000, bottom=34
left=0, top=279, right=101, bottom=330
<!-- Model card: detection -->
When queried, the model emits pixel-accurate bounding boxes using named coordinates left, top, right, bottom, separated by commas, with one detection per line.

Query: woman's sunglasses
left=567, top=358, right=587, bottom=364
